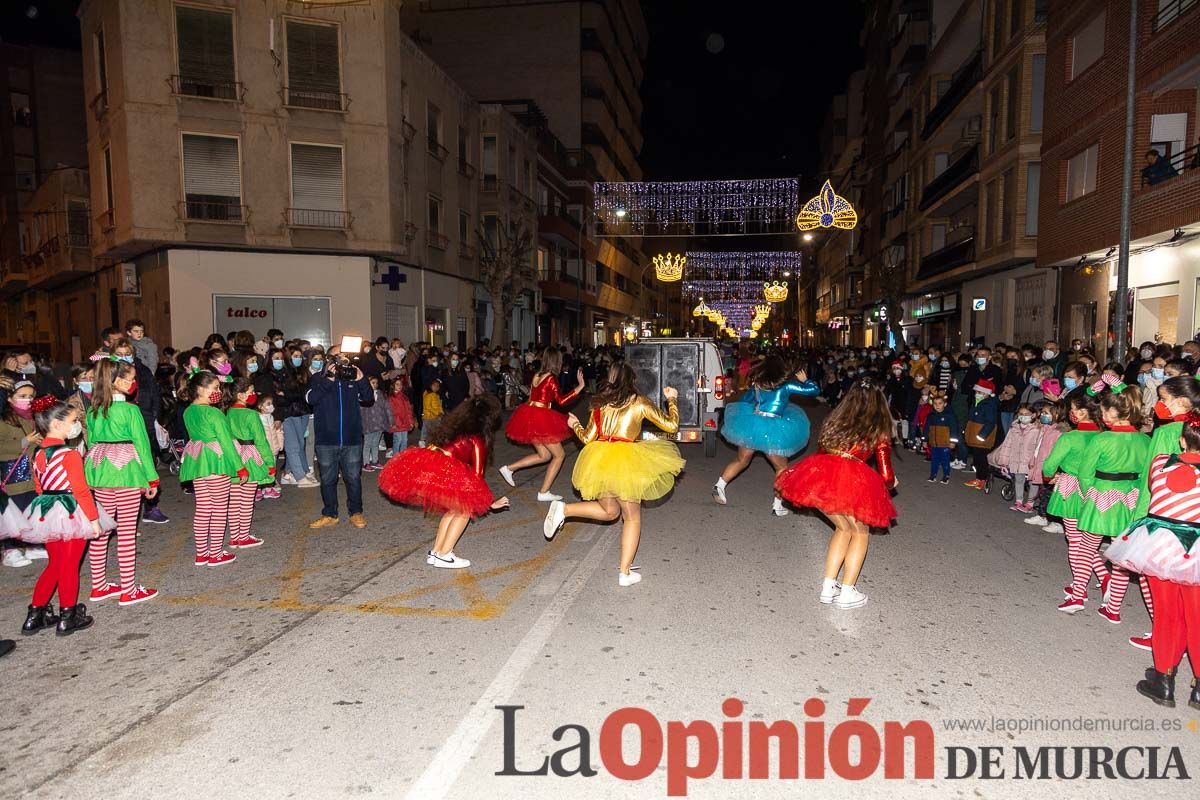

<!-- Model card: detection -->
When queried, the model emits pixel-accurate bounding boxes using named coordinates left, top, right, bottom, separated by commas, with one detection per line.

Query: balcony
left=458, top=159, right=477, bottom=179
left=283, top=87, right=348, bottom=112
left=27, top=233, right=94, bottom=288
left=169, top=74, right=244, bottom=102
left=916, top=235, right=975, bottom=280
left=1140, top=143, right=1200, bottom=189
left=427, top=138, right=450, bottom=162
left=89, top=90, right=108, bottom=120
left=919, top=146, right=979, bottom=210
left=0, top=263, right=30, bottom=292
left=459, top=242, right=478, bottom=260
left=427, top=230, right=449, bottom=250
left=920, top=50, right=982, bottom=140
left=180, top=199, right=247, bottom=223
left=480, top=174, right=499, bottom=193
left=286, top=208, right=350, bottom=229
left=1154, top=0, right=1197, bottom=32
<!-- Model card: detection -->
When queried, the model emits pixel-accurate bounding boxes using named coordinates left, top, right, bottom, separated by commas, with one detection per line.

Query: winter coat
left=1029, top=424, right=1066, bottom=485
left=965, top=394, right=1000, bottom=449
left=388, top=392, right=415, bottom=432
left=988, top=421, right=1041, bottom=473
left=923, top=408, right=959, bottom=449
left=267, top=366, right=310, bottom=420
left=360, top=389, right=393, bottom=434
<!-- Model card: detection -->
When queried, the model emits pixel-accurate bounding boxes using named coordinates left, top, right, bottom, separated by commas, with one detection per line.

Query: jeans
left=315, top=444, right=363, bottom=518
left=420, top=418, right=439, bottom=443
left=283, top=415, right=312, bottom=480
left=930, top=447, right=951, bottom=479
left=362, top=431, right=383, bottom=466
left=391, top=430, right=409, bottom=455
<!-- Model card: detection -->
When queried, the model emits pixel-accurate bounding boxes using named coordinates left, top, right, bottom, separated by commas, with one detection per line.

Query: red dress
left=379, top=434, right=494, bottom=518
left=504, top=374, right=582, bottom=445
left=774, top=438, right=897, bottom=528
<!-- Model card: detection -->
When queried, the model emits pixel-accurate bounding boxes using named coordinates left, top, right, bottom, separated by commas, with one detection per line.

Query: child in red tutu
left=775, top=375, right=897, bottom=609
left=498, top=347, right=585, bottom=502
left=379, top=394, right=509, bottom=569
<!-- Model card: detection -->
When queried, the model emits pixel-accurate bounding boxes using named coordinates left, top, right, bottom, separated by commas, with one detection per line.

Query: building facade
left=1039, top=0, right=1200, bottom=358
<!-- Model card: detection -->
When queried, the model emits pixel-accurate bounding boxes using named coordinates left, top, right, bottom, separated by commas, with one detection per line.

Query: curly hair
left=747, top=354, right=791, bottom=391
left=591, top=362, right=638, bottom=409
left=428, top=394, right=502, bottom=458
left=818, top=376, right=892, bottom=453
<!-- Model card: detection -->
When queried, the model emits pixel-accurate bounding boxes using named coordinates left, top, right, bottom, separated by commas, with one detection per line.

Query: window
left=1025, top=161, right=1040, bottom=236
left=102, top=146, right=114, bottom=211
left=1000, top=168, right=1014, bottom=242
left=95, top=28, right=108, bottom=95
left=400, top=81, right=410, bottom=120
left=67, top=200, right=90, bottom=246
left=181, top=133, right=242, bottom=220
left=1150, top=113, right=1187, bottom=158
left=988, top=85, right=1002, bottom=153
left=1005, top=65, right=1018, bottom=140
left=482, top=135, right=497, bottom=177
left=1069, top=12, right=1105, bottom=80
left=458, top=125, right=469, bottom=164
left=482, top=213, right=498, bottom=248
left=933, top=152, right=949, bottom=177
left=508, top=145, right=518, bottom=185
left=14, top=156, right=35, bottom=192
left=1030, top=54, right=1045, bottom=131
left=285, top=20, right=342, bottom=110
left=458, top=210, right=470, bottom=242
left=537, top=183, right=550, bottom=215
left=10, top=92, right=31, bottom=127
left=935, top=79, right=951, bottom=100
left=992, top=0, right=1004, bottom=56
left=537, top=247, right=549, bottom=279
left=427, top=194, right=442, bottom=232
left=983, top=179, right=998, bottom=248
left=1065, top=144, right=1098, bottom=201
left=523, top=158, right=532, bottom=196
left=930, top=223, right=947, bottom=253
left=175, top=5, right=237, bottom=99
left=427, top=103, right=442, bottom=148
left=1010, top=0, right=1022, bottom=36
left=289, top=143, right=346, bottom=226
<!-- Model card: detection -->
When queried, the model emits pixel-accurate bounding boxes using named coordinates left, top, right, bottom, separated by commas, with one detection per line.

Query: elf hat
left=974, top=378, right=996, bottom=396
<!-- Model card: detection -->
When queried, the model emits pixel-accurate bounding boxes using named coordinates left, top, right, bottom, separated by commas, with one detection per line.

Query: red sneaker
left=1129, top=633, right=1152, bottom=651
left=1100, top=572, right=1111, bottom=605
left=964, top=479, right=986, bottom=490
left=207, top=551, right=237, bottom=566
left=1097, top=605, right=1121, bottom=624
left=230, top=536, right=264, bottom=549
left=1057, top=597, right=1085, bottom=614
left=118, top=585, right=159, bottom=606
left=194, top=556, right=209, bottom=567
left=1063, top=584, right=1075, bottom=599
left=89, top=583, right=123, bottom=602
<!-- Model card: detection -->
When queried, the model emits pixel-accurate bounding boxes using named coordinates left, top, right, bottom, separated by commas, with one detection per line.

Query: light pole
left=1112, top=0, right=1138, bottom=363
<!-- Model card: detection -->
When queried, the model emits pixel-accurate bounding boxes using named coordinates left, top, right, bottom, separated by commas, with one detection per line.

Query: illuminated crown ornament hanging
left=754, top=304, right=772, bottom=318
left=763, top=281, right=789, bottom=303
left=795, top=180, right=858, bottom=232
left=594, top=179, right=801, bottom=237
left=692, top=298, right=711, bottom=318
left=653, top=252, right=685, bottom=282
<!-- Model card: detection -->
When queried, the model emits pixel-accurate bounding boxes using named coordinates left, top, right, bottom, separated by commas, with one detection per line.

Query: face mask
left=429, top=360, right=438, bottom=368
left=1141, top=348, right=1154, bottom=359
left=976, top=357, right=988, bottom=366
left=1042, top=349, right=1056, bottom=361
left=1137, top=373, right=1148, bottom=386
left=1155, top=400, right=1174, bottom=420
left=214, top=362, right=232, bottom=376
left=207, top=389, right=222, bottom=404
left=1151, top=367, right=1165, bottom=380
left=18, top=362, right=36, bottom=375
left=291, top=357, right=303, bottom=368
left=118, top=355, right=134, bottom=364
left=244, top=392, right=258, bottom=406
left=974, top=392, right=988, bottom=403
left=272, top=359, right=284, bottom=371
left=1072, top=344, right=1082, bottom=351
left=892, top=368, right=903, bottom=375
left=941, top=360, right=949, bottom=367
left=1063, top=377, right=1078, bottom=391
left=1018, top=414, right=1033, bottom=424
left=310, top=361, right=325, bottom=373
left=1030, top=376, right=1042, bottom=387
left=247, top=361, right=259, bottom=373
left=67, top=421, right=83, bottom=439
left=261, top=404, right=274, bottom=415
left=450, top=359, right=460, bottom=368
left=1040, top=413, right=1053, bottom=424
left=77, top=381, right=93, bottom=394
left=273, top=339, right=284, bottom=348
left=10, top=398, right=33, bottom=418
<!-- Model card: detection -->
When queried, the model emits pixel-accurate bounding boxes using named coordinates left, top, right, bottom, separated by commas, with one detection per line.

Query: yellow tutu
left=571, top=439, right=686, bottom=502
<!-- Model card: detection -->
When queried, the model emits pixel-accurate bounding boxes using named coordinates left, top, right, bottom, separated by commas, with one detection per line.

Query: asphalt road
left=2, top=399, right=1197, bottom=799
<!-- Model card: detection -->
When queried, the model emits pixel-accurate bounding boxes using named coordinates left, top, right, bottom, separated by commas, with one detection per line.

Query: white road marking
left=401, top=523, right=614, bottom=800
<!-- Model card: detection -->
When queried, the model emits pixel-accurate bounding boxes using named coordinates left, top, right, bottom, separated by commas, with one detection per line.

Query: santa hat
left=974, top=378, right=996, bottom=396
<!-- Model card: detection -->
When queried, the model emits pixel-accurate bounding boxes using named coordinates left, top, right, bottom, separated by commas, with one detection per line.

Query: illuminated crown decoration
left=763, top=281, right=789, bottom=303
left=748, top=330, right=758, bottom=339
left=707, top=310, right=725, bottom=325
left=795, top=180, right=858, bottom=232
left=754, top=304, right=772, bottom=318
left=653, top=252, right=685, bottom=282
left=692, top=298, right=711, bottom=318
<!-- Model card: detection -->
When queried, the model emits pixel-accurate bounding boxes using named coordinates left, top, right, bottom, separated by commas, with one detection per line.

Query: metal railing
left=427, top=231, right=449, bottom=250
left=921, top=50, right=982, bottom=140
left=427, top=138, right=450, bottom=161
left=170, top=74, right=244, bottom=101
left=919, top=146, right=979, bottom=210
left=286, top=208, right=350, bottom=228
left=180, top=199, right=246, bottom=222
left=1153, top=0, right=1197, bottom=31
left=1141, top=143, right=1200, bottom=188
left=458, top=159, right=477, bottom=179
left=917, top=235, right=975, bottom=280
left=283, top=87, right=348, bottom=112
left=480, top=175, right=499, bottom=192
left=66, top=230, right=90, bottom=248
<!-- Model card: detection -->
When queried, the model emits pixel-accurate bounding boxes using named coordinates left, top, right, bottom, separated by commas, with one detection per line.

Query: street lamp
left=802, top=233, right=813, bottom=242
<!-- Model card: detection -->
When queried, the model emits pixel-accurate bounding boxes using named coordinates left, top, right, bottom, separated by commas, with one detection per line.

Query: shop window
left=181, top=133, right=242, bottom=220
left=285, top=20, right=342, bottom=110
left=213, top=295, right=331, bottom=347
left=1065, top=144, right=1098, bottom=201
left=1069, top=12, right=1104, bottom=80
left=175, top=5, right=237, bottom=99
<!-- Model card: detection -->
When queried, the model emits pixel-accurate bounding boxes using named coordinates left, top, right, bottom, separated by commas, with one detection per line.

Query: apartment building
left=400, top=0, right=657, bottom=346
left=0, top=43, right=89, bottom=356
left=1039, top=0, right=1200, bottom=358
left=70, top=0, right=532, bottom=351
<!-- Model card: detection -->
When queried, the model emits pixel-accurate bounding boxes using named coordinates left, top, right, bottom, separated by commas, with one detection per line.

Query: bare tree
left=478, top=220, right=535, bottom=346
left=876, top=243, right=909, bottom=351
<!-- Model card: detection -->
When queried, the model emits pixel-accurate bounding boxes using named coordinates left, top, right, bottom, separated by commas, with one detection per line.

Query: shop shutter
left=1013, top=273, right=1046, bottom=347
left=290, top=143, right=344, bottom=210
left=176, top=7, right=235, bottom=84
left=182, top=134, right=241, bottom=199
left=286, top=20, right=341, bottom=94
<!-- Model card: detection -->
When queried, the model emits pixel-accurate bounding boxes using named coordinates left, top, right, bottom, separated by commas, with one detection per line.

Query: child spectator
left=257, top=395, right=283, bottom=499
left=911, top=387, right=933, bottom=451
left=387, top=378, right=415, bottom=456
left=124, top=319, right=158, bottom=373
left=1024, top=400, right=1068, bottom=528
left=988, top=402, right=1042, bottom=511
left=360, top=375, right=392, bottom=472
left=964, top=378, right=1000, bottom=490
left=421, top=378, right=444, bottom=446
left=922, top=389, right=958, bottom=484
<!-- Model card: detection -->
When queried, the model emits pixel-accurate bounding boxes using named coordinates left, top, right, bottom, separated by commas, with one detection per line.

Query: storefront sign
left=973, top=298, right=987, bottom=311
left=213, top=295, right=332, bottom=346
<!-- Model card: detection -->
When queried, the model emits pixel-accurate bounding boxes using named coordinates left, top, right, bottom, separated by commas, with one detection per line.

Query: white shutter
left=291, top=143, right=344, bottom=210
left=182, top=134, right=241, bottom=199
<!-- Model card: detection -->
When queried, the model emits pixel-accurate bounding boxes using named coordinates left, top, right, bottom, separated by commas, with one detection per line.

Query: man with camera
left=306, top=351, right=374, bottom=529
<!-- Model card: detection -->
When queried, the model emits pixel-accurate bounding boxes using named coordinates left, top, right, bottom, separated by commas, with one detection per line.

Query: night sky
left=639, top=0, right=866, bottom=184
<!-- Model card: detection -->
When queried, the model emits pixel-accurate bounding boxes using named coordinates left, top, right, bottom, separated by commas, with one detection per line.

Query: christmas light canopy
left=653, top=252, right=685, bottom=282
left=795, top=180, right=857, bottom=232
left=763, top=281, right=789, bottom=303
left=594, top=179, right=801, bottom=237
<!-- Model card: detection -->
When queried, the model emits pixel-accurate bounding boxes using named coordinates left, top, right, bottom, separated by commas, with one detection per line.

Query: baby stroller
left=985, top=468, right=1016, bottom=501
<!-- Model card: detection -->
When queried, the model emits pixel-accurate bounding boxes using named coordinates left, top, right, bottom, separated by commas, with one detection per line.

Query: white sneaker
left=543, top=500, right=565, bottom=540
left=2, top=549, right=32, bottom=568
left=712, top=483, right=727, bottom=505
left=536, top=491, right=562, bottom=502
left=499, top=466, right=516, bottom=487
left=1024, top=515, right=1049, bottom=526
left=819, top=581, right=841, bottom=604
left=296, top=475, right=321, bottom=488
left=280, top=473, right=298, bottom=485
left=23, top=545, right=48, bottom=560
left=772, top=500, right=791, bottom=517
left=618, top=569, right=642, bottom=587
left=950, top=459, right=966, bottom=470
left=833, top=586, right=868, bottom=609
left=1042, top=522, right=1064, bottom=534
left=428, top=551, right=470, bottom=569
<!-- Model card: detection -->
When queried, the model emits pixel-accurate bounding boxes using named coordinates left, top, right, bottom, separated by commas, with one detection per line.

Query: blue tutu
left=720, top=400, right=810, bottom=456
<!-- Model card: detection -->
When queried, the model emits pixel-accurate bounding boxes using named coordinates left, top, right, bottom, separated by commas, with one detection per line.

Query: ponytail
left=92, top=356, right=135, bottom=418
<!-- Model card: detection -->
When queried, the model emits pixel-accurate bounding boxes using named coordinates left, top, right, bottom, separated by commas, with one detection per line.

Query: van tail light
left=714, top=375, right=725, bottom=400
left=705, top=418, right=717, bottom=429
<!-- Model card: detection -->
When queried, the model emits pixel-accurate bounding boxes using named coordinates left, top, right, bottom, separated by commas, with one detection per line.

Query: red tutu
left=379, top=447, right=494, bottom=518
left=505, top=403, right=572, bottom=445
left=774, top=453, right=896, bottom=528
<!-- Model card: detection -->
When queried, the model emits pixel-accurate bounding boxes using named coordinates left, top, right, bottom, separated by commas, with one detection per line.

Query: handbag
left=0, top=447, right=32, bottom=490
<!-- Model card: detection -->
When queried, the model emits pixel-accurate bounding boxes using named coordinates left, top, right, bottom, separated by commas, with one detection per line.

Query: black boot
left=1190, top=678, right=1200, bottom=712
left=20, top=604, right=59, bottom=635
left=56, top=604, right=94, bottom=636
left=1136, top=668, right=1176, bottom=708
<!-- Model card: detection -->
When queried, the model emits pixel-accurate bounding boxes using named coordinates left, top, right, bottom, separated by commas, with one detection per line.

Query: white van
left=624, top=338, right=729, bottom=457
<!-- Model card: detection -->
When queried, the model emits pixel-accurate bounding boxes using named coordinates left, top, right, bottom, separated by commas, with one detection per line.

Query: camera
left=332, top=355, right=358, bottom=382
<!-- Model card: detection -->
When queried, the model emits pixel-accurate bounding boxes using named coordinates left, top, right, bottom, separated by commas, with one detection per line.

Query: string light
left=653, top=252, right=685, bottom=282
left=595, top=179, right=801, bottom=236
left=795, top=180, right=857, bottom=231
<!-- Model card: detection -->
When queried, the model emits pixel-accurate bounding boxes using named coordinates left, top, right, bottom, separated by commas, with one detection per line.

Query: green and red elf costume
left=1044, top=415, right=1100, bottom=613
left=226, top=395, right=275, bottom=549
left=180, top=402, right=248, bottom=566
left=85, top=369, right=161, bottom=606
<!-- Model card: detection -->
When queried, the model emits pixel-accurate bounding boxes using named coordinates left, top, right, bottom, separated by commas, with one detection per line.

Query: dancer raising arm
left=498, top=347, right=586, bottom=501
left=774, top=376, right=897, bottom=609
left=714, top=355, right=818, bottom=516
left=542, top=362, right=686, bottom=587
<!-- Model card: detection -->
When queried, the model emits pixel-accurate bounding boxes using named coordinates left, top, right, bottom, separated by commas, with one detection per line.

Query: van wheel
left=704, top=430, right=717, bottom=458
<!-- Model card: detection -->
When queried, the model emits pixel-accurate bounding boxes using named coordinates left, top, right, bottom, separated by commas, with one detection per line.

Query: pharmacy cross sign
left=374, top=264, right=408, bottom=291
